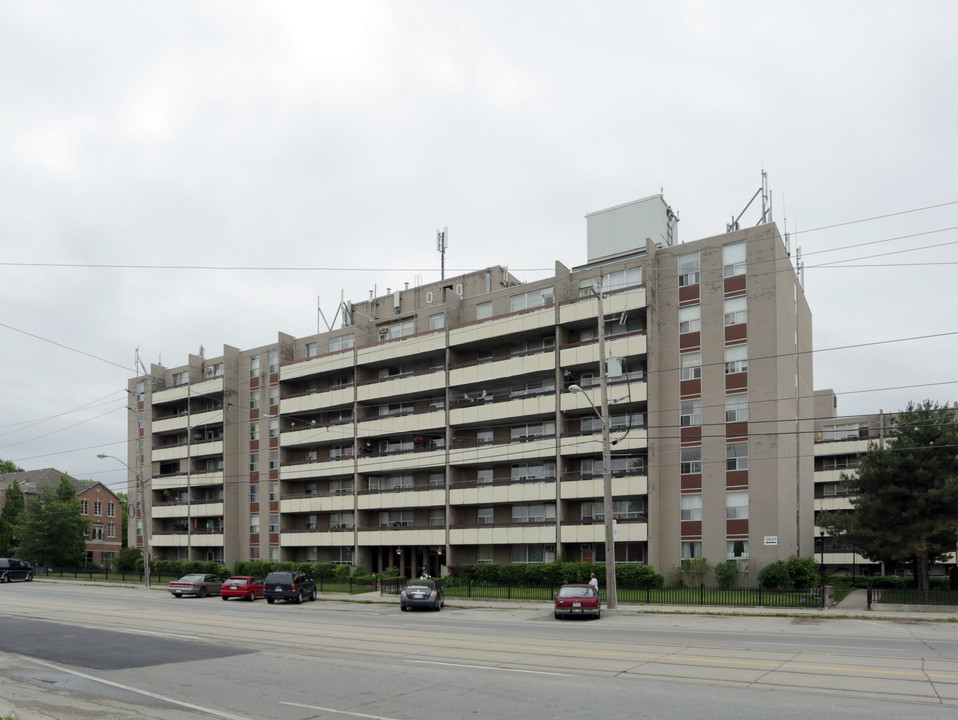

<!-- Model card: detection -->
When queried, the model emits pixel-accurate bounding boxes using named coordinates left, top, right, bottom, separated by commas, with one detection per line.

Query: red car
left=220, top=576, right=266, bottom=601
left=554, top=584, right=601, bottom=619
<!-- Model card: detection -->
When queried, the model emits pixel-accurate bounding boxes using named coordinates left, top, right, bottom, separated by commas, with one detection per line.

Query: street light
left=98, top=453, right=151, bottom=587
left=569, top=383, right=617, bottom=610
left=819, top=528, right=826, bottom=589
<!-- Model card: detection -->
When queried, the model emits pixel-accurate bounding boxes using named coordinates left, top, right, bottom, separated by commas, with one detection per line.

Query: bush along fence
left=867, top=586, right=958, bottom=608
left=382, top=579, right=825, bottom=609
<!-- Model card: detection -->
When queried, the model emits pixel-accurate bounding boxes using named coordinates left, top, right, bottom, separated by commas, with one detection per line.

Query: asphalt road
left=2, top=581, right=958, bottom=719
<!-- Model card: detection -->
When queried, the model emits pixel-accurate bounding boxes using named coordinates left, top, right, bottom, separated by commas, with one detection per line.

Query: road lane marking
left=409, top=659, right=575, bottom=676
left=280, top=701, right=400, bottom=719
left=15, top=655, right=249, bottom=720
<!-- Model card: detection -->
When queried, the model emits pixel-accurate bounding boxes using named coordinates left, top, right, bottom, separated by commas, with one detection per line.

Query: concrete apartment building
left=128, top=196, right=815, bottom=580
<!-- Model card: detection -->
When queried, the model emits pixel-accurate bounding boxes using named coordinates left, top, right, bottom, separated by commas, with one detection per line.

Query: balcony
left=449, top=478, right=557, bottom=506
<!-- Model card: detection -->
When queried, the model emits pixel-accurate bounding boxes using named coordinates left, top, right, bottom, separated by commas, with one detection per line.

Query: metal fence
left=867, top=587, right=958, bottom=608
left=381, top=579, right=823, bottom=608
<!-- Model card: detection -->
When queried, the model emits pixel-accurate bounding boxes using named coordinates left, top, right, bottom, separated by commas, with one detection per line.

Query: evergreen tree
left=18, top=476, right=89, bottom=567
left=0, top=480, right=26, bottom=555
left=824, top=400, right=958, bottom=592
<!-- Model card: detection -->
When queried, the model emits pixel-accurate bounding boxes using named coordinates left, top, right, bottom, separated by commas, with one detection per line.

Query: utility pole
left=97, top=453, right=151, bottom=587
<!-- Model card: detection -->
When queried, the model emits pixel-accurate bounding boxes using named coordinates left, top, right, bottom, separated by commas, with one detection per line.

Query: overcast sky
left=2, top=2, right=956, bottom=496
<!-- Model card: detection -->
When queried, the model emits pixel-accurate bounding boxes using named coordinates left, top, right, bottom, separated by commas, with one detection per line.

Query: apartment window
left=478, top=507, right=494, bottom=525
left=172, top=371, right=189, bottom=387
left=249, top=453, right=259, bottom=472
left=726, top=491, right=749, bottom=519
left=380, top=401, right=414, bottom=417
left=269, top=419, right=279, bottom=438
left=727, top=540, right=749, bottom=560
left=249, top=355, right=260, bottom=378
left=604, top=267, right=642, bottom=292
left=725, top=393, right=748, bottom=422
left=680, top=399, right=702, bottom=427
left=249, top=547, right=260, bottom=560
left=269, top=387, right=279, bottom=407
left=723, top=242, right=746, bottom=278
left=305, top=514, right=318, bottom=531
left=680, top=447, right=702, bottom=474
left=382, top=319, right=416, bottom=341
left=380, top=510, right=414, bottom=527
left=512, top=544, right=556, bottom=563
left=330, top=334, right=354, bottom=352
left=330, top=547, right=354, bottom=565
left=680, top=352, right=702, bottom=381
left=510, top=421, right=555, bottom=441
left=429, top=508, right=445, bottom=527
left=477, top=468, right=494, bottom=485
left=107, top=523, right=116, bottom=538
left=93, top=501, right=102, bottom=516
left=681, top=541, right=703, bottom=559
left=582, top=498, right=645, bottom=521
left=478, top=544, right=494, bottom=563
left=330, top=478, right=353, bottom=494
left=476, top=301, right=493, bottom=320
left=821, top=423, right=868, bottom=441
left=137, top=412, right=144, bottom=429
left=509, top=286, right=554, bottom=312
left=269, top=451, right=279, bottom=470
left=330, top=511, right=354, bottom=529
left=681, top=494, right=702, bottom=521
left=90, top=524, right=104, bottom=541
left=823, top=455, right=858, bottom=471
left=268, top=515, right=279, bottom=533
left=250, top=516, right=260, bottom=534
left=135, top=380, right=145, bottom=402
left=330, top=445, right=352, bottom=459
left=305, top=342, right=317, bottom=358
left=725, top=345, right=748, bottom=374
left=250, top=390, right=260, bottom=410
left=511, top=504, right=556, bottom=523
left=429, top=313, right=444, bottom=330
left=678, top=305, right=701, bottom=334
left=204, top=362, right=224, bottom=379
left=429, top=472, right=445, bottom=488
left=81, top=500, right=89, bottom=515
left=250, top=424, right=260, bottom=441
left=250, top=484, right=259, bottom=503
left=678, top=252, right=700, bottom=286
left=269, top=482, right=279, bottom=501
left=726, top=443, right=748, bottom=472
left=724, top=296, right=747, bottom=326
left=510, top=462, right=556, bottom=481
left=269, top=547, right=279, bottom=562
left=477, top=429, right=493, bottom=445
left=268, top=350, right=279, bottom=373
left=107, top=502, right=115, bottom=518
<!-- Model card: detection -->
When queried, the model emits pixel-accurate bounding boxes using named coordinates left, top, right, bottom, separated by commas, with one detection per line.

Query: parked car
left=0, top=558, right=34, bottom=583
left=168, top=574, right=224, bottom=598
left=400, top=578, right=444, bottom=612
left=220, top=576, right=265, bottom=601
left=263, top=571, right=317, bottom=604
left=554, top=584, right=600, bottom=619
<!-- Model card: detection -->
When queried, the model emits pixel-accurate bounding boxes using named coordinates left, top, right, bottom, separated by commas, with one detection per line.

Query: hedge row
left=446, top=561, right=664, bottom=588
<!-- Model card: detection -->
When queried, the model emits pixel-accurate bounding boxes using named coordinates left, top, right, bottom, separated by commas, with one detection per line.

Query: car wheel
left=434, top=602, right=441, bottom=612
left=295, top=591, right=303, bottom=604
left=309, top=588, right=317, bottom=601
left=401, top=605, right=408, bottom=612
left=266, top=597, right=275, bottom=604
left=595, top=611, right=601, bottom=619
left=173, top=594, right=182, bottom=598
left=248, top=593, right=256, bottom=602
left=24, top=573, right=32, bottom=582
left=222, top=595, right=229, bottom=601
left=0, top=573, right=8, bottom=583
left=554, top=611, right=560, bottom=619
left=198, top=587, right=208, bottom=598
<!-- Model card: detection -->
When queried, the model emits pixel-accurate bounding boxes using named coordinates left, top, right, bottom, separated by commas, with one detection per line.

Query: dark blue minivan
left=0, top=558, right=34, bottom=583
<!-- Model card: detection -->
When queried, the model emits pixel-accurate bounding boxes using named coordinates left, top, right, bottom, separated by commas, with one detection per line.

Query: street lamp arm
left=568, top=384, right=604, bottom=426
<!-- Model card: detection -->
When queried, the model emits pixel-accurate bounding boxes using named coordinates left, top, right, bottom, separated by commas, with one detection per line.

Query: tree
left=0, top=459, right=23, bottom=474
left=824, top=400, right=958, bottom=592
left=17, top=476, right=89, bottom=567
left=0, top=480, right=26, bottom=555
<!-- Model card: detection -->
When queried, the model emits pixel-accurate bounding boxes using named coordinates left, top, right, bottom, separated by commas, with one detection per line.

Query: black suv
left=0, top=558, right=34, bottom=583
left=263, top=571, right=317, bottom=604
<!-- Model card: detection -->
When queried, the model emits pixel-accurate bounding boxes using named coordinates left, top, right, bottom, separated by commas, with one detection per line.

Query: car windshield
left=558, top=586, right=594, bottom=598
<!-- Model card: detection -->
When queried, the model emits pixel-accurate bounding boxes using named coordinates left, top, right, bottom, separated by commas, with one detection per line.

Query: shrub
left=616, top=563, right=664, bottom=588
left=758, top=560, right=791, bottom=589
left=681, top=557, right=712, bottom=585
left=786, top=556, right=821, bottom=589
left=713, top=561, right=739, bottom=589
left=114, top=546, right=142, bottom=572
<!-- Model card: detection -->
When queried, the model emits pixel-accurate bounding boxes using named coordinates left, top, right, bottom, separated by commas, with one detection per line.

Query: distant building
left=128, top=196, right=816, bottom=580
left=0, top=469, right=124, bottom=567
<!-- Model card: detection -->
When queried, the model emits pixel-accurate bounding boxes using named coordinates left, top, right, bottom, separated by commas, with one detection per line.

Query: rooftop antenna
left=726, top=169, right=773, bottom=232
left=437, top=226, right=448, bottom=280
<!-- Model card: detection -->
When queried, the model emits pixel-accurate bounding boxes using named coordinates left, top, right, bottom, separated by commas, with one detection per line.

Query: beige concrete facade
left=129, top=217, right=814, bottom=582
